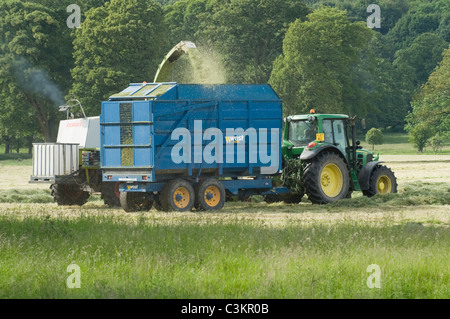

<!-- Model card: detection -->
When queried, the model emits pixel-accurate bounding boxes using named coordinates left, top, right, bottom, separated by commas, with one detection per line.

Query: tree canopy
left=269, top=7, right=374, bottom=116
left=406, top=48, right=450, bottom=138
left=0, top=0, right=72, bottom=142
left=0, top=0, right=449, bottom=152
left=164, top=0, right=310, bottom=83
left=70, top=0, right=166, bottom=116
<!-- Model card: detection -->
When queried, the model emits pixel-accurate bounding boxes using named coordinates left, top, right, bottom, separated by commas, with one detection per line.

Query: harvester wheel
left=51, top=183, right=90, bottom=206
left=120, top=192, right=153, bottom=213
left=281, top=193, right=304, bottom=204
left=153, top=195, right=163, bottom=211
left=303, top=152, right=350, bottom=204
left=101, top=182, right=121, bottom=207
left=264, top=194, right=282, bottom=203
left=160, top=179, right=195, bottom=212
left=363, top=165, right=397, bottom=197
left=265, top=193, right=303, bottom=204
left=195, top=178, right=225, bottom=211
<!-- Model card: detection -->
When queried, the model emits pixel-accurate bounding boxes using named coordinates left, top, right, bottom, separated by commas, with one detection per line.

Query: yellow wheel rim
left=377, top=175, right=392, bottom=194
left=204, top=186, right=221, bottom=207
left=173, top=187, right=190, bottom=209
left=320, top=163, right=343, bottom=198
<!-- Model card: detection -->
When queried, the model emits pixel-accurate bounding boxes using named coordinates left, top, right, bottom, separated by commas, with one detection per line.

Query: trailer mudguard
left=357, top=161, right=384, bottom=191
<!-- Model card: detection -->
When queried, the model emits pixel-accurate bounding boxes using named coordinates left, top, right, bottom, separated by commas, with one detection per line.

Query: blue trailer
left=100, top=82, right=289, bottom=212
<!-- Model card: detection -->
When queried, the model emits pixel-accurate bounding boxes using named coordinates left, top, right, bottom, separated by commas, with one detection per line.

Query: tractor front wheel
left=363, top=165, right=397, bottom=197
left=303, top=152, right=350, bottom=204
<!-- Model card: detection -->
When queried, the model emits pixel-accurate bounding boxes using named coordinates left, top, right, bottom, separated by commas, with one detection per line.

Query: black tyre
left=153, top=195, right=163, bottom=211
left=281, top=192, right=304, bottom=204
left=264, top=194, right=282, bottom=203
left=195, top=178, right=226, bottom=211
left=303, top=152, right=350, bottom=204
left=101, top=182, right=121, bottom=207
left=160, top=179, right=195, bottom=212
left=51, top=184, right=90, bottom=206
left=265, top=193, right=303, bottom=204
left=120, top=192, right=153, bottom=212
left=363, top=165, right=398, bottom=197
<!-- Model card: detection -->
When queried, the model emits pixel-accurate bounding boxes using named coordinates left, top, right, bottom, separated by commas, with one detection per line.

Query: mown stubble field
left=0, top=155, right=449, bottom=298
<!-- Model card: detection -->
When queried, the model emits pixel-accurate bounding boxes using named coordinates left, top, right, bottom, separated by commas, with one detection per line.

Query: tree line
left=0, top=0, right=448, bottom=153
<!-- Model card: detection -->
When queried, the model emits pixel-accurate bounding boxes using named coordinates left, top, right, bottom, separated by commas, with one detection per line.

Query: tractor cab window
left=288, top=120, right=317, bottom=146
left=322, top=120, right=333, bottom=144
left=333, top=120, right=348, bottom=154
left=323, top=119, right=348, bottom=154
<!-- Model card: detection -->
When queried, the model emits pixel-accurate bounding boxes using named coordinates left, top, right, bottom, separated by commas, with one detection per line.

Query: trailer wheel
left=363, top=165, right=397, bottom=197
left=51, top=184, right=90, bottom=206
left=303, top=151, right=350, bottom=204
left=160, top=179, right=195, bottom=212
left=195, top=179, right=225, bottom=211
left=101, top=182, right=121, bottom=207
left=120, top=192, right=153, bottom=212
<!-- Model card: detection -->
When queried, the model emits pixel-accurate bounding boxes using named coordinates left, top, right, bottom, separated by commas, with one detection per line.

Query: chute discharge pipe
left=153, top=41, right=197, bottom=83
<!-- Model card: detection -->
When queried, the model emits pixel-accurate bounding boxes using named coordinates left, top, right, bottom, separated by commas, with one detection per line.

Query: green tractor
left=269, top=111, right=397, bottom=204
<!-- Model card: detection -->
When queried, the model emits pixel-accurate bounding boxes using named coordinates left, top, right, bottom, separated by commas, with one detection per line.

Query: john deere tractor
left=270, top=111, right=397, bottom=204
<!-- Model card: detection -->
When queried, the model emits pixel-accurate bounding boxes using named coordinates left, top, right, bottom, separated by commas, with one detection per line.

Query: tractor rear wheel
left=303, top=152, right=350, bottom=204
left=363, top=165, right=397, bottom=197
left=120, top=192, right=153, bottom=212
left=51, top=184, right=90, bottom=206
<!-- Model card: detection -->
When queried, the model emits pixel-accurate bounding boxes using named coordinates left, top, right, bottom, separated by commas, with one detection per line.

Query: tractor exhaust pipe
left=351, top=116, right=357, bottom=172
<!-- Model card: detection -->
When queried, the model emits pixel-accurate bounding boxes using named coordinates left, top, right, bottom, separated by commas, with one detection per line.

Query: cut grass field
left=0, top=146, right=449, bottom=298
left=1, top=203, right=448, bottom=298
left=359, top=132, right=450, bottom=155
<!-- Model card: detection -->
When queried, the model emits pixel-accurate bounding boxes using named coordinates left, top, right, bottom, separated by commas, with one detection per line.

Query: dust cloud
left=170, top=45, right=227, bottom=84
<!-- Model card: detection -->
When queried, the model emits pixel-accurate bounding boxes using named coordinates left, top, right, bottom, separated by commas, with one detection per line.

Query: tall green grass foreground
left=0, top=210, right=448, bottom=298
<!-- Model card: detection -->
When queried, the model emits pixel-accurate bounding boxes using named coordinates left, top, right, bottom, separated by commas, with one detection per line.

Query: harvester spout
left=153, top=41, right=197, bottom=83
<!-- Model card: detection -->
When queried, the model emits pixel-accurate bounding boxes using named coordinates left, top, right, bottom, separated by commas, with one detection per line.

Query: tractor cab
left=283, top=113, right=352, bottom=160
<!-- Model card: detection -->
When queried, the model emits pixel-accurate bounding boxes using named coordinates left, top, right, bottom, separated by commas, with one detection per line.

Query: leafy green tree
left=363, top=37, right=414, bottom=130
left=365, top=128, right=384, bottom=150
left=427, top=134, right=444, bottom=153
left=406, top=48, right=450, bottom=149
left=210, top=0, right=310, bottom=83
left=303, top=0, right=409, bottom=35
left=70, top=0, right=166, bottom=115
left=408, top=122, right=434, bottom=153
left=269, top=7, right=374, bottom=116
left=393, top=32, right=448, bottom=88
left=0, top=0, right=72, bottom=142
left=164, top=0, right=208, bottom=48
left=387, top=0, right=449, bottom=50
left=164, top=0, right=310, bottom=84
